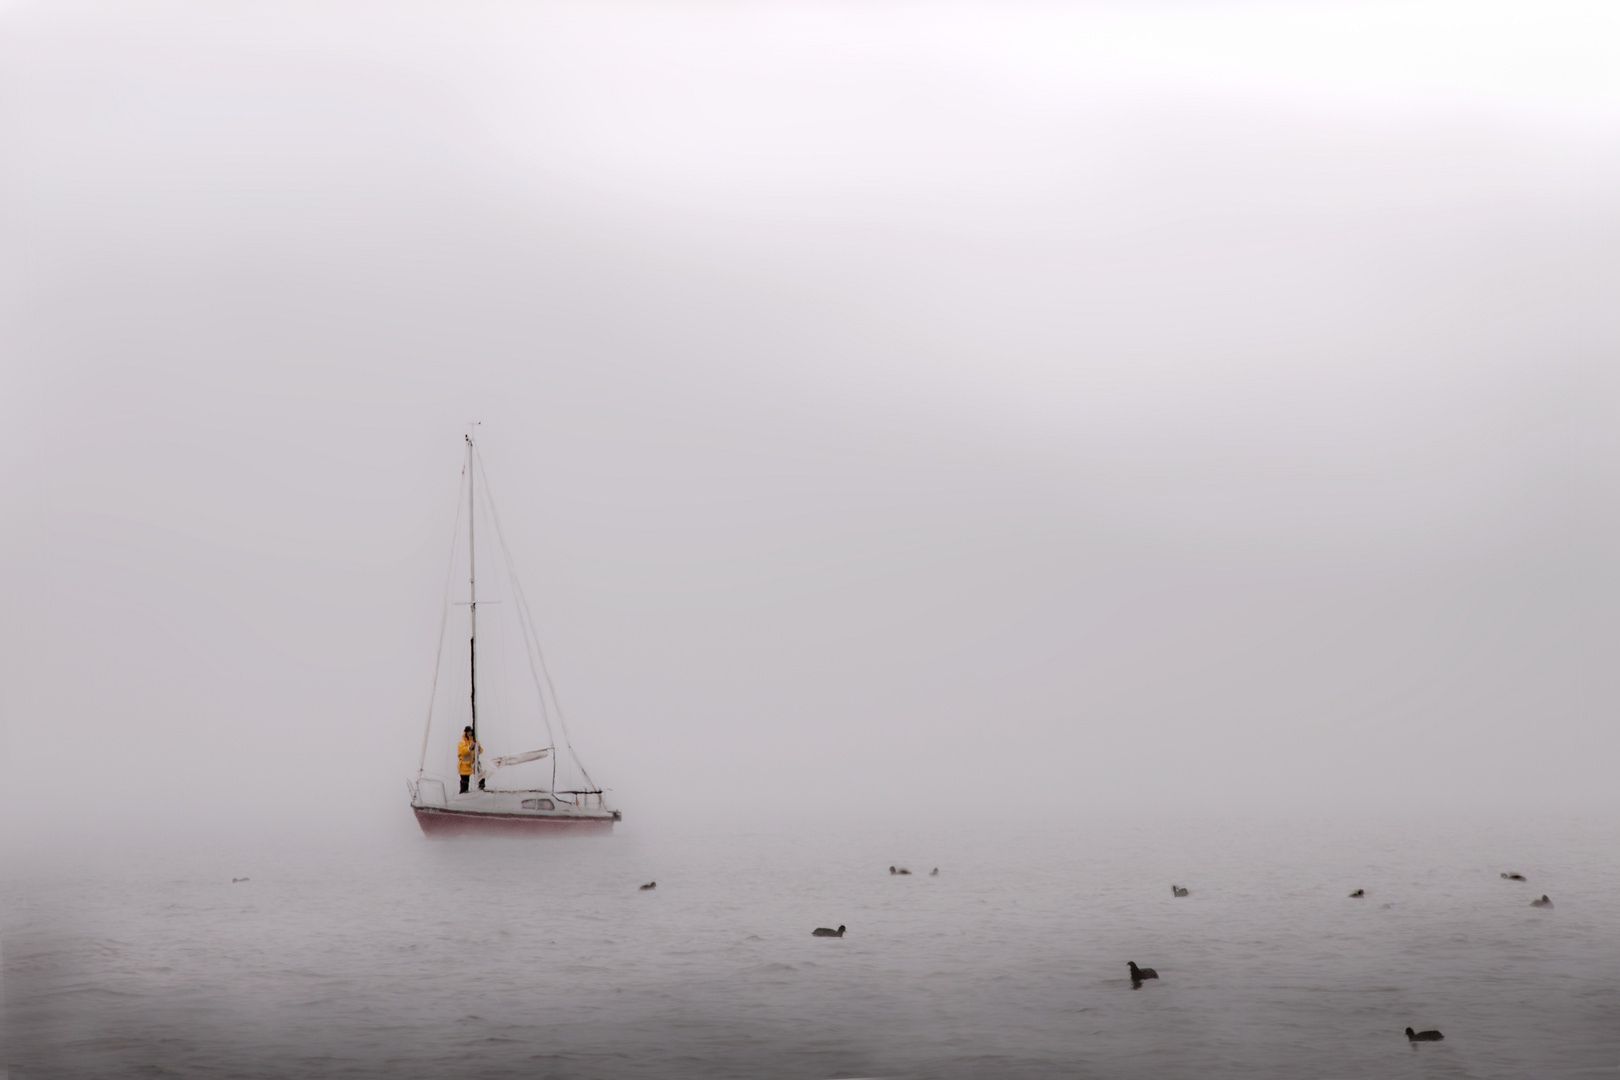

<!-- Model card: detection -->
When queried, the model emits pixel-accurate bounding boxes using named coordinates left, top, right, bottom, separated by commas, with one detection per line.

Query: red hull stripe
left=413, top=807, right=615, bottom=836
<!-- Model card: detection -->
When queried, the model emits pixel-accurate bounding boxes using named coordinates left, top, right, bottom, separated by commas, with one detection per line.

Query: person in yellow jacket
left=457, top=726, right=482, bottom=793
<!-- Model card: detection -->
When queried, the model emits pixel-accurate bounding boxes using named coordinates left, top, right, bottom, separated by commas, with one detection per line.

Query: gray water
left=4, top=814, right=1618, bottom=1079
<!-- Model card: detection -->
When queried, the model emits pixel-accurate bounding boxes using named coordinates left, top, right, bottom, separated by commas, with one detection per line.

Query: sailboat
left=407, top=430, right=620, bottom=835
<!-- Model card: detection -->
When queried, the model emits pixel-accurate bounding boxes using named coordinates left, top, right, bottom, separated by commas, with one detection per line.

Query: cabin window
left=521, top=798, right=555, bottom=811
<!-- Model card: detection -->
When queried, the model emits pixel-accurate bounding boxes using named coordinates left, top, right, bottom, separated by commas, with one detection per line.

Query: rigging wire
left=418, top=460, right=469, bottom=777
left=475, top=448, right=600, bottom=793
left=481, top=491, right=516, bottom=768
left=475, top=449, right=561, bottom=751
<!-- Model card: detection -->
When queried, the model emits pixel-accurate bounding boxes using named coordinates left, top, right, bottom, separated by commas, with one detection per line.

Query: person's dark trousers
left=460, top=774, right=470, bottom=793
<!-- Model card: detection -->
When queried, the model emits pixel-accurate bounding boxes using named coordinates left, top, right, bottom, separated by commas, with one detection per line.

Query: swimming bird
left=889, top=866, right=911, bottom=875
left=930, top=868, right=939, bottom=876
left=1127, top=962, right=1158, bottom=982
left=1405, top=1027, right=1444, bottom=1042
left=1531, top=895, right=1553, bottom=908
left=231, top=877, right=249, bottom=884
left=639, top=881, right=656, bottom=891
left=812, top=925, right=847, bottom=937
left=1171, top=885, right=1189, bottom=897
left=1349, top=889, right=1365, bottom=898
left=1501, top=872, right=1527, bottom=881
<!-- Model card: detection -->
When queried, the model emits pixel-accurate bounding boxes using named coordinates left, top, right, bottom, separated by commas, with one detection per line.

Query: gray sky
left=2, top=0, right=1617, bottom=845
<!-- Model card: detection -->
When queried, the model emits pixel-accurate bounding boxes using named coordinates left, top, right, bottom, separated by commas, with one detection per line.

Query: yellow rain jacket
left=457, top=735, right=481, bottom=776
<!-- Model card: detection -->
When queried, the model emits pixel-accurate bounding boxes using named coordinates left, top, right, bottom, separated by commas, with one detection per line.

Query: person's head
left=463, top=726, right=474, bottom=737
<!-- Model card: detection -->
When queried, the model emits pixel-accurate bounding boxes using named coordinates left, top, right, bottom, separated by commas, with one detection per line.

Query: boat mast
left=467, top=429, right=479, bottom=767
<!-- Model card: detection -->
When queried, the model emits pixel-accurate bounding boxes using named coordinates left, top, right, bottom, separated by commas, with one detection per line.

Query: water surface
left=4, top=815, right=1617, bottom=1078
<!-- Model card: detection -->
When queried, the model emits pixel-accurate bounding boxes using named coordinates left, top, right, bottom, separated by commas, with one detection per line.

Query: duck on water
left=813, top=925, right=847, bottom=938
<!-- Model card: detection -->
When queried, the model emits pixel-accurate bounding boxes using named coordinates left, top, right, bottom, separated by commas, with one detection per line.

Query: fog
left=2, top=0, right=1616, bottom=851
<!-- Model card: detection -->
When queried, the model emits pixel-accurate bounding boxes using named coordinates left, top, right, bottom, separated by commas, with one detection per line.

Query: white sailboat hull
left=409, top=784, right=618, bottom=836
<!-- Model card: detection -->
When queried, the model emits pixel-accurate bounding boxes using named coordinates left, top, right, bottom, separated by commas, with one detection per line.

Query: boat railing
left=556, top=789, right=609, bottom=810
left=411, top=777, right=448, bottom=808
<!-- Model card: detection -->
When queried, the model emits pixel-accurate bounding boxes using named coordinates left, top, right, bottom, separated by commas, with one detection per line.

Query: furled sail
left=491, top=748, right=551, bottom=768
